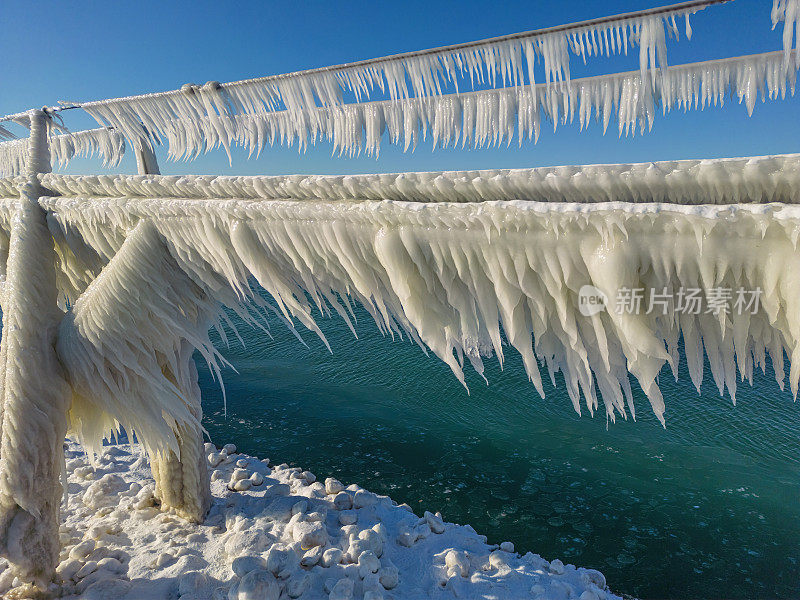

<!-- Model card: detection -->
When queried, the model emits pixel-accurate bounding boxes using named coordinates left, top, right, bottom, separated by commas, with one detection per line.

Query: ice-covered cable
left=49, top=128, right=126, bottom=169
left=36, top=196, right=800, bottom=431
left=76, top=1, right=721, bottom=152
left=81, top=51, right=797, bottom=161
left=0, top=125, right=15, bottom=142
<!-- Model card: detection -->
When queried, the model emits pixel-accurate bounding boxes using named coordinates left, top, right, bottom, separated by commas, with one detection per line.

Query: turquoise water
left=198, top=304, right=800, bottom=599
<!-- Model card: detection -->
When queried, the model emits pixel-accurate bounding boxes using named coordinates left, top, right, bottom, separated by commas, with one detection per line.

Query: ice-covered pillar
left=133, top=140, right=209, bottom=522
left=132, top=129, right=208, bottom=522
left=0, top=109, right=71, bottom=585
left=134, top=131, right=160, bottom=176
left=150, top=339, right=211, bottom=523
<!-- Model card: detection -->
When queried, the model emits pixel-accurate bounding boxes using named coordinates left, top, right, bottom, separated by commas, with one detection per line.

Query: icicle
left=92, top=51, right=793, bottom=160
left=0, top=128, right=126, bottom=176
left=75, top=1, right=720, bottom=156
left=772, top=0, right=800, bottom=72
left=33, top=193, right=800, bottom=431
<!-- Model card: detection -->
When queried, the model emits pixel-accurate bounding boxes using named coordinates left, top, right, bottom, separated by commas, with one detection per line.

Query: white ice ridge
left=80, top=50, right=796, bottom=161
left=76, top=2, right=715, bottom=154
left=0, top=128, right=125, bottom=176
left=9, top=153, right=800, bottom=206
left=28, top=197, right=800, bottom=437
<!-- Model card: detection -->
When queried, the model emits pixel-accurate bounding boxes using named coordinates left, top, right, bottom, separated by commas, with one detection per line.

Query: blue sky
left=1, top=0, right=798, bottom=175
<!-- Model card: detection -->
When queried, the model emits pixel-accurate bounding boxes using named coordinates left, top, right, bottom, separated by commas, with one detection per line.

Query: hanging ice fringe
left=19, top=194, right=800, bottom=431
left=75, top=51, right=797, bottom=161
left=773, top=0, right=800, bottom=68
left=0, top=139, right=28, bottom=177
left=0, top=127, right=125, bottom=176
left=76, top=1, right=725, bottom=153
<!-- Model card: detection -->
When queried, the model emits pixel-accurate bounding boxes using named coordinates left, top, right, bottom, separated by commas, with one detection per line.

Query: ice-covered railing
left=0, top=127, right=125, bottom=176
left=0, top=151, right=797, bottom=447
left=0, top=153, right=794, bottom=205
left=66, top=1, right=726, bottom=155
left=4, top=1, right=793, bottom=165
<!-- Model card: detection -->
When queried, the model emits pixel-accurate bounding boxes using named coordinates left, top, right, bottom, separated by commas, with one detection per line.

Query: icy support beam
left=135, top=135, right=206, bottom=522
left=134, top=129, right=207, bottom=522
left=150, top=341, right=211, bottom=523
left=134, top=133, right=204, bottom=520
left=0, top=110, right=71, bottom=585
left=134, top=139, right=160, bottom=176
left=24, top=111, right=51, bottom=179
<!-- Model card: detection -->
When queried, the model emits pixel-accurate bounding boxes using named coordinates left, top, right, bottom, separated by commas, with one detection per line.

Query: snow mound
left=0, top=441, right=618, bottom=600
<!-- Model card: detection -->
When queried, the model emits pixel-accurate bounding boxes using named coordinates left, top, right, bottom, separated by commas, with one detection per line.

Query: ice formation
left=773, top=0, right=800, bottom=59
left=0, top=112, right=72, bottom=586
left=0, top=3, right=795, bottom=591
left=74, top=1, right=720, bottom=155
left=74, top=50, right=794, bottom=161
left=0, top=155, right=797, bottom=457
left=21, top=153, right=800, bottom=206
left=6, top=191, right=793, bottom=433
left=0, top=127, right=125, bottom=176
left=0, top=126, right=15, bottom=143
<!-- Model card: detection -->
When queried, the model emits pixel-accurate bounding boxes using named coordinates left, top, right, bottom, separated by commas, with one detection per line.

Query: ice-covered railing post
left=133, top=131, right=160, bottom=176
left=131, top=138, right=211, bottom=521
left=0, top=109, right=71, bottom=586
left=129, top=135, right=212, bottom=522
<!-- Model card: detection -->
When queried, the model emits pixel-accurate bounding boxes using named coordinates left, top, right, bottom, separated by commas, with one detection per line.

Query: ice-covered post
left=134, top=136, right=160, bottom=176
left=131, top=142, right=210, bottom=523
left=0, top=109, right=71, bottom=585
left=150, top=339, right=211, bottom=523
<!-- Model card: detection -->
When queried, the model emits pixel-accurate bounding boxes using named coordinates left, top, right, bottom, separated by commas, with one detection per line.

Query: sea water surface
left=198, top=304, right=800, bottom=599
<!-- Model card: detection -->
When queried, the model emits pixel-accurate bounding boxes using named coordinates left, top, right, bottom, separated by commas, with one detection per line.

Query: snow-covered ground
left=0, top=440, right=618, bottom=599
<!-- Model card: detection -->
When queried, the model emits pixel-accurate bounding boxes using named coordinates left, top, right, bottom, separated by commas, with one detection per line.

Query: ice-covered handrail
left=17, top=153, right=800, bottom=206
left=33, top=196, right=800, bottom=428
left=74, top=1, right=724, bottom=154
left=0, top=127, right=125, bottom=176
